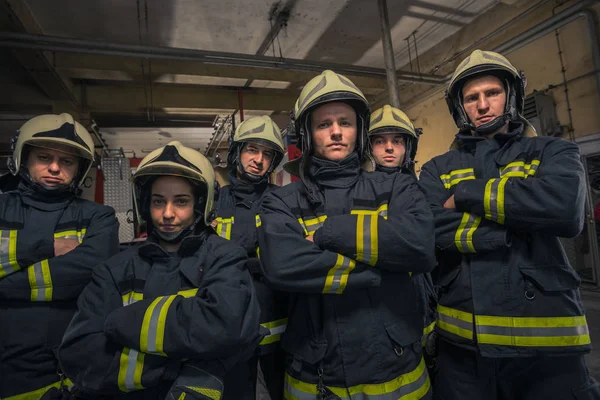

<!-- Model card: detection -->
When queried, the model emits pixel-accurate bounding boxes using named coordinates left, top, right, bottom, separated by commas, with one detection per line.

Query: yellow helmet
left=446, top=49, right=526, bottom=135
left=294, top=70, right=370, bottom=159
left=132, top=141, right=216, bottom=227
left=227, top=115, right=285, bottom=179
left=9, top=113, right=95, bottom=188
left=368, top=105, right=421, bottom=169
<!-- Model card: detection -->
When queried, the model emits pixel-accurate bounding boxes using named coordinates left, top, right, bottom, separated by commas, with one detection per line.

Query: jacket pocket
left=281, top=334, right=328, bottom=366
left=519, top=264, right=580, bottom=292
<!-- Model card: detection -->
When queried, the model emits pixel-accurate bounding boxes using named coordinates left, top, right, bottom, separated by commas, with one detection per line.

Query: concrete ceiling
left=0, top=0, right=498, bottom=158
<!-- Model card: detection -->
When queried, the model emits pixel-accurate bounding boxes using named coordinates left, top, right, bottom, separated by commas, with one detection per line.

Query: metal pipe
left=377, top=0, right=401, bottom=107
left=429, top=0, right=553, bottom=74
left=404, top=1, right=599, bottom=108
left=0, top=32, right=447, bottom=85
left=238, top=89, right=245, bottom=122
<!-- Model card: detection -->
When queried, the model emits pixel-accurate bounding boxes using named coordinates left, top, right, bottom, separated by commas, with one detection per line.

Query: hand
left=54, top=238, right=80, bottom=256
left=443, top=194, right=456, bottom=210
left=210, top=219, right=218, bottom=228
left=305, top=235, right=315, bottom=243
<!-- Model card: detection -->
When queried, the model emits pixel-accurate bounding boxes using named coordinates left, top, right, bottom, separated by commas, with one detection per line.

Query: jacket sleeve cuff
left=454, top=180, right=488, bottom=217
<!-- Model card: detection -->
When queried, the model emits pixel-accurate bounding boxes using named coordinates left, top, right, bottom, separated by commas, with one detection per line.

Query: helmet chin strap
left=153, top=213, right=203, bottom=244
left=237, top=163, right=268, bottom=184
left=471, top=112, right=511, bottom=136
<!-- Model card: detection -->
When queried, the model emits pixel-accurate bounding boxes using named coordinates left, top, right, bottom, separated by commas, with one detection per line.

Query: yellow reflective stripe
left=298, top=215, right=327, bottom=236
left=118, top=293, right=145, bottom=392
left=122, top=291, right=144, bottom=306
left=484, top=178, right=508, bottom=224
left=178, top=393, right=187, bottom=400
left=0, top=230, right=20, bottom=278
left=255, top=214, right=262, bottom=228
left=54, top=228, right=87, bottom=242
left=437, top=305, right=474, bottom=340
left=214, top=217, right=234, bottom=240
left=140, top=295, right=177, bottom=356
left=118, top=347, right=145, bottom=392
left=440, top=168, right=475, bottom=189
left=177, top=288, right=199, bottom=298
left=484, top=179, right=494, bottom=220
left=260, top=317, right=288, bottom=346
left=351, top=207, right=383, bottom=266
left=475, top=315, right=590, bottom=347
left=187, top=386, right=221, bottom=400
left=454, top=213, right=481, bottom=253
left=423, top=320, right=436, bottom=336
left=499, top=160, right=541, bottom=178
left=356, top=214, right=365, bottom=261
left=28, top=259, right=52, bottom=302
left=496, top=177, right=508, bottom=224
left=3, top=378, right=74, bottom=400
left=284, top=357, right=430, bottom=399
left=323, top=254, right=355, bottom=294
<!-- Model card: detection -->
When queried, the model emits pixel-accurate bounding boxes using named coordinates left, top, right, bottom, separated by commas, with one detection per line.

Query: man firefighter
left=58, top=141, right=264, bottom=399
left=213, top=115, right=288, bottom=399
left=257, top=69, right=436, bottom=399
left=418, top=49, right=600, bottom=399
left=368, top=105, right=437, bottom=355
left=0, top=113, right=119, bottom=399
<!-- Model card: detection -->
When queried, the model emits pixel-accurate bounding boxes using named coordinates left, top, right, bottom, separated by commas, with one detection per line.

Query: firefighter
left=418, top=49, right=600, bottom=399
left=213, top=115, right=288, bottom=400
left=257, top=70, right=436, bottom=399
left=58, top=141, right=264, bottom=399
left=0, top=113, right=120, bottom=399
left=368, top=105, right=437, bottom=360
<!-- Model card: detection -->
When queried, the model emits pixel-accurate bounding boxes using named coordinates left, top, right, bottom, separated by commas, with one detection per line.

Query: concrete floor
left=583, top=290, right=600, bottom=381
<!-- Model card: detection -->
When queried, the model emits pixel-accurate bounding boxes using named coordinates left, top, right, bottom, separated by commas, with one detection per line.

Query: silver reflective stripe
left=451, top=172, right=474, bottom=180
left=304, top=220, right=324, bottom=234
left=379, top=209, right=387, bottom=218
left=458, top=213, right=479, bottom=252
left=477, top=324, right=590, bottom=337
left=284, top=360, right=429, bottom=400
left=0, top=230, right=10, bottom=264
left=0, top=230, right=18, bottom=276
left=146, top=296, right=169, bottom=353
left=328, top=257, right=353, bottom=294
left=438, top=312, right=473, bottom=332
left=489, top=179, right=500, bottom=222
left=125, top=348, right=141, bottom=390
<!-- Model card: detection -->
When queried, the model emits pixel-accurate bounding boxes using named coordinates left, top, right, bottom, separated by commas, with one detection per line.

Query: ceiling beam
left=80, top=84, right=298, bottom=113
left=0, top=32, right=447, bottom=86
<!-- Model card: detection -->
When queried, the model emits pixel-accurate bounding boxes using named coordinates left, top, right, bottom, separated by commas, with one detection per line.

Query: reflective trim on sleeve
left=177, top=288, right=199, bottom=298
left=499, top=160, right=540, bottom=178
left=255, top=214, right=262, bottom=228
left=440, top=168, right=475, bottom=190
left=3, top=378, right=74, bottom=400
left=28, top=259, right=53, bottom=302
left=0, top=229, right=19, bottom=278
left=54, top=228, right=87, bottom=243
left=436, top=305, right=474, bottom=340
left=214, top=217, right=234, bottom=240
left=284, top=356, right=430, bottom=399
left=122, top=291, right=144, bottom=306
left=118, top=347, right=145, bottom=392
left=484, top=178, right=509, bottom=224
left=118, top=292, right=145, bottom=392
left=140, top=295, right=178, bottom=356
left=323, top=254, right=356, bottom=295
left=298, top=215, right=327, bottom=236
left=454, top=213, right=481, bottom=253
left=260, top=317, right=288, bottom=346
left=475, top=315, right=591, bottom=347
